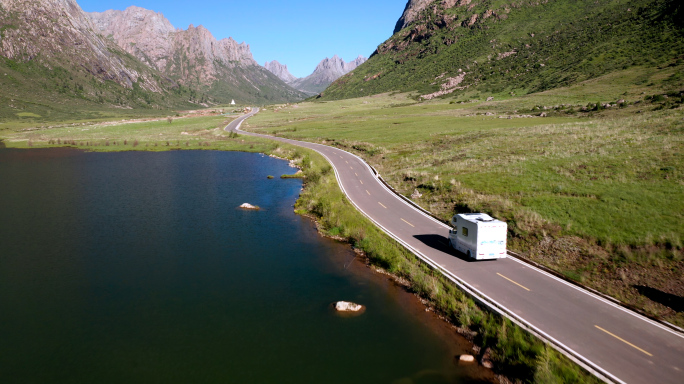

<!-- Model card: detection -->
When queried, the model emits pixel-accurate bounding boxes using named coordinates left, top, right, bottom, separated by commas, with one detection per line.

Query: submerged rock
left=334, top=301, right=364, bottom=312
left=239, top=203, right=260, bottom=210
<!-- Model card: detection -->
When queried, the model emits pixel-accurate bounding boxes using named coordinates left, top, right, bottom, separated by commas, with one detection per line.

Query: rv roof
left=457, top=213, right=499, bottom=223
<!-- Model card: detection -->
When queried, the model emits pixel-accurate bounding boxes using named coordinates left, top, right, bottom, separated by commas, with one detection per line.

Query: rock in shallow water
left=335, top=301, right=364, bottom=312
left=459, top=354, right=475, bottom=363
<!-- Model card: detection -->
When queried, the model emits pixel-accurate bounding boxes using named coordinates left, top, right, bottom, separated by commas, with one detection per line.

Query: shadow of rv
left=633, top=285, right=684, bottom=313
left=413, top=234, right=477, bottom=262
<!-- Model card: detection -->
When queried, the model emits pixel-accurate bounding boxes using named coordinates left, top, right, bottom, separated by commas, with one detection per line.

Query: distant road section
left=226, top=109, right=684, bottom=384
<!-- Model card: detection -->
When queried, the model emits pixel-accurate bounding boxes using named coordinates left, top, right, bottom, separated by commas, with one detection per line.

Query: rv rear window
left=462, top=227, right=469, bottom=237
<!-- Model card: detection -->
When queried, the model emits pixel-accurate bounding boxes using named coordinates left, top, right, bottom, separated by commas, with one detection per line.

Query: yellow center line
left=355, top=173, right=358, bottom=177
left=360, top=180, right=363, bottom=185
left=345, top=161, right=349, bottom=164
left=366, top=190, right=371, bottom=195
left=595, top=325, right=653, bottom=357
left=496, top=273, right=531, bottom=291
left=350, top=166, right=354, bottom=170
left=378, top=202, right=387, bottom=209
left=401, top=218, right=415, bottom=227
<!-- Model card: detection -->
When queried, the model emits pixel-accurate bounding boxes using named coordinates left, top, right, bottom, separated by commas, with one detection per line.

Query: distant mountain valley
left=265, top=55, right=367, bottom=95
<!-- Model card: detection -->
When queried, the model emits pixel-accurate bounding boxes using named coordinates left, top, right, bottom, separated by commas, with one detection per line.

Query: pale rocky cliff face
left=394, top=0, right=433, bottom=34
left=89, top=6, right=176, bottom=71
left=264, top=60, right=297, bottom=83
left=87, top=6, right=258, bottom=87
left=0, top=0, right=164, bottom=91
left=312, top=55, right=348, bottom=83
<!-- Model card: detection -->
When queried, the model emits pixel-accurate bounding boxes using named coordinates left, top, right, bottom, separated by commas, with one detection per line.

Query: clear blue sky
left=78, top=0, right=407, bottom=78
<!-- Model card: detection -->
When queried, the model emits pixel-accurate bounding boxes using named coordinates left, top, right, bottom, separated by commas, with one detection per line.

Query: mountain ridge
left=87, top=5, right=305, bottom=104
left=323, top=0, right=684, bottom=100
left=265, top=55, right=367, bottom=95
left=0, top=0, right=169, bottom=92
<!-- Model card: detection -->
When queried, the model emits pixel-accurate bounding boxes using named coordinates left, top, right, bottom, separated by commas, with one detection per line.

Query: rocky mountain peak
left=287, top=55, right=368, bottom=95
left=264, top=60, right=297, bottom=83
left=345, top=55, right=367, bottom=72
left=315, top=55, right=347, bottom=75
left=87, top=6, right=257, bottom=85
left=89, top=6, right=176, bottom=70
left=394, top=0, right=433, bottom=34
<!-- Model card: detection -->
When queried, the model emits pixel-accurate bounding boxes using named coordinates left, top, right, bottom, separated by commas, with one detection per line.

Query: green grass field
left=0, top=112, right=284, bottom=155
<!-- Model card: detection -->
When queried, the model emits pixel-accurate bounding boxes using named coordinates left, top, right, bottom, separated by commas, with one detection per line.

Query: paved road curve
left=227, top=109, right=684, bottom=384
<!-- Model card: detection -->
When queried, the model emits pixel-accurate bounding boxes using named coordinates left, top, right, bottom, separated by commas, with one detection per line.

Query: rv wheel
left=466, top=250, right=472, bottom=258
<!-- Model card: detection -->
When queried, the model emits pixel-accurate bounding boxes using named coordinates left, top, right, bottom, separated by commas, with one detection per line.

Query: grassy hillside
left=203, top=64, right=308, bottom=104
left=323, top=0, right=683, bottom=100
left=291, top=76, right=330, bottom=96
left=243, top=64, right=684, bottom=326
left=0, top=54, right=201, bottom=125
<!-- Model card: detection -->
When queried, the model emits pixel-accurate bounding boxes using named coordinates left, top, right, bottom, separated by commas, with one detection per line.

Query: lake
left=0, top=148, right=494, bottom=383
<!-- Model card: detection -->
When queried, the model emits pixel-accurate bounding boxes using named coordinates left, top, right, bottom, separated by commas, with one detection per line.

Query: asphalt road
left=226, top=108, right=684, bottom=384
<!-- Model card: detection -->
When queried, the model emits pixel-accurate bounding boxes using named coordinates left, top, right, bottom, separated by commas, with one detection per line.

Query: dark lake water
left=0, top=148, right=493, bottom=384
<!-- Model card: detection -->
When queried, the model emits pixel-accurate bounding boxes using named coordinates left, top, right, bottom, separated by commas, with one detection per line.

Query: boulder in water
left=239, top=203, right=260, bottom=210
left=334, top=301, right=364, bottom=312
left=459, top=354, right=475, bottom=363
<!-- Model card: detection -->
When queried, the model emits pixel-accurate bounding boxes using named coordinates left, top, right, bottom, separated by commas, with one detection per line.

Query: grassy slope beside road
left=245, top=66, right=684, bottom=327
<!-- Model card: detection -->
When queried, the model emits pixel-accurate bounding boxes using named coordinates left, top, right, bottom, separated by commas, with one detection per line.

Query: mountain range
left=265, top=55, right=367, bottom=95
left=0, top=0, right=305, bottom=120
left=87, top=6, right=306, bottom=104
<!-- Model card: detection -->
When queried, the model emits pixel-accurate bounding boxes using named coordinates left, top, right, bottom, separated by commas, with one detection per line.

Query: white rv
left=448, top=213, right=507, bottom=260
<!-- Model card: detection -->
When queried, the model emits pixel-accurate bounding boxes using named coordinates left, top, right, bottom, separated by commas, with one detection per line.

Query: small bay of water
left=0, top=148, right=493, bottom=383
